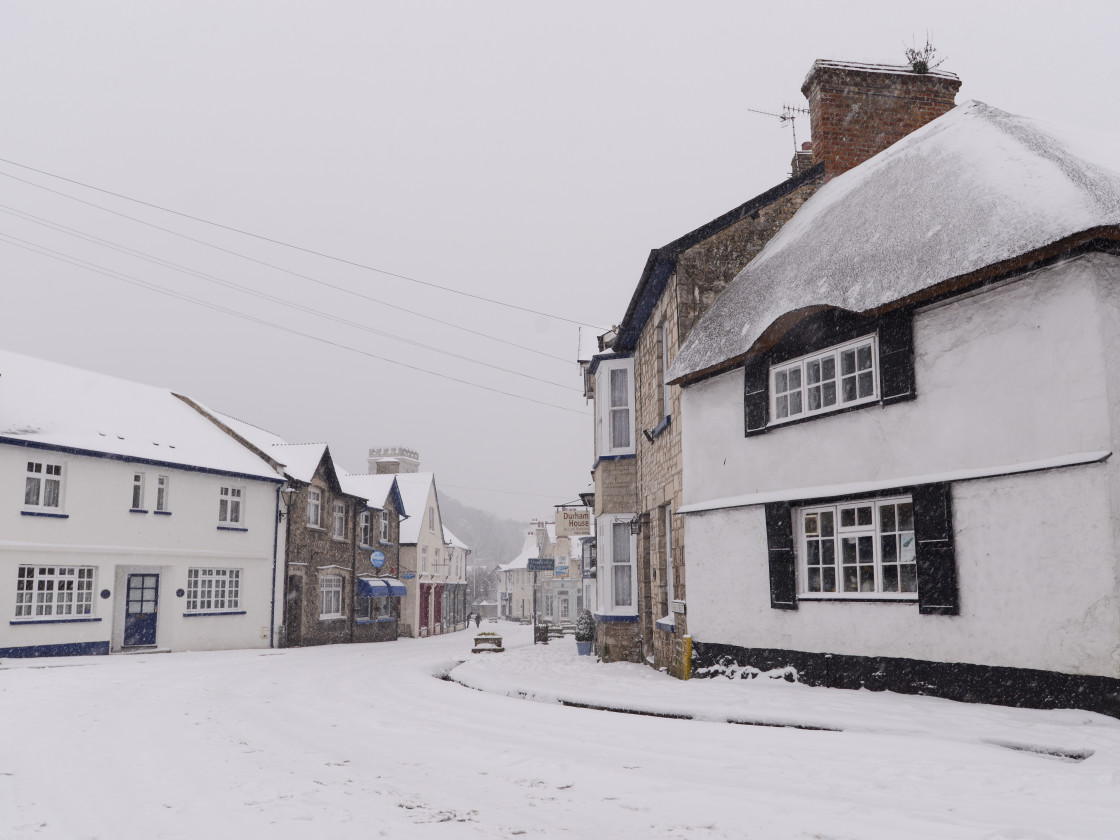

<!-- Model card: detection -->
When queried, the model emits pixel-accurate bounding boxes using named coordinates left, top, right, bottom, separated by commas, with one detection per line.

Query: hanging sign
left=371, top=550, right=386, bottom=569
left=401, top=572, right=416, bottom=580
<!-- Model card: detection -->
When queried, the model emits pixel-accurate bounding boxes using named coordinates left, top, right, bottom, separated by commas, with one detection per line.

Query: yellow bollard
left=681, top=635, right=692, bottom=680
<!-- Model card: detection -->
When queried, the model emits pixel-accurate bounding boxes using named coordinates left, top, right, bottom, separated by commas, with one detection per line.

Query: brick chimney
left=801, top=60, right=961, bottom=180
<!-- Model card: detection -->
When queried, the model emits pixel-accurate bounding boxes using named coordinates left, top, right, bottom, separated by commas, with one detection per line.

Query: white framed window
left=24, top=461, right=64, bottom=511
left=597, top=514, right=636, bottom=612
left=15, top=565, right=94, bottom=618
left=594, top=358, right=635, bottom=457
left=307, top=488, right=321, bottom=528
left=332, top=502, right=346, bottom=540
left=658, top=321, right=671, bottom=422
left=218, top=485, right=243, bottom=524
left=429, top=507, right=435, bottom=532
left=131, top=472, right=145, bottom=510
left=379, top=512, right=390, bottom=543
left=560, top=597, right=569, bottom=619
left=357, top=595, right=392, bottom=620
left=771, top=335, right=878, bottom=424
left=185, top=568, right=241, bottom=612
left=319, top=575, right=343, bottom=618
left=664, top=504, right=674, bottom=606
left=797, top=496, right=917, bottom=599
left=156, top=475, right=169, bottom=512
left=421, top=546, right=428, bottom=572
left=360, top=511, right=372, bottom=547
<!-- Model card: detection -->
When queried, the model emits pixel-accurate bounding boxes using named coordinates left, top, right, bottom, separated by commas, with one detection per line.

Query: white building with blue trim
left=0, top=350, right=286, bottom=657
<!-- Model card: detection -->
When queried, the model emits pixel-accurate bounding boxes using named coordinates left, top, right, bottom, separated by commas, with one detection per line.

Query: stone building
left=342, top=472, right=408, bottom=643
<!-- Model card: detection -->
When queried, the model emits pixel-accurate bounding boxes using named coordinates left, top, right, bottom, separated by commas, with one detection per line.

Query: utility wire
left=0, top=157, right=609, bottom=330
left=0, top=204, right=580, bottom=393
left=441, top=483, right=572, bottom=500
left=0, top=231, right=592, bottom=416
left=0, top=167, right=573, bottom=364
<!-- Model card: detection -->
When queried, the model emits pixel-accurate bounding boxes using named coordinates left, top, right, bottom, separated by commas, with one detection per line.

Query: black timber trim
left=614, top=164, right=826, bottom=353
left=743, top=307, right=915, bottom=438
left=691, top=642, right=1120, bottom=720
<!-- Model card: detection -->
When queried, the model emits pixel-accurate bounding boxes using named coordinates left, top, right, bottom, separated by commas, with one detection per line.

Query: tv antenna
left=748, top=104, right=810, bottom=152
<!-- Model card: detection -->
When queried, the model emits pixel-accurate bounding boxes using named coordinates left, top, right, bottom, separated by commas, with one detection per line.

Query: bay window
left=594, top=358, right=635, bottom=457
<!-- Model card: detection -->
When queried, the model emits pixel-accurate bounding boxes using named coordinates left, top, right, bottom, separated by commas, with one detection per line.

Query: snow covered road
left=2, top=624, right=1118, bottom=839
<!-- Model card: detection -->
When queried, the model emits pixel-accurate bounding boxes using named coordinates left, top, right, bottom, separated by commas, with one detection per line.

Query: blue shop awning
left=357, top=577, right=408, bottom=597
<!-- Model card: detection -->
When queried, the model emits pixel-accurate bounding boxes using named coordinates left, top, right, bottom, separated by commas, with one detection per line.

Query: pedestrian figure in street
left=474, top=613, right=481, bottom=628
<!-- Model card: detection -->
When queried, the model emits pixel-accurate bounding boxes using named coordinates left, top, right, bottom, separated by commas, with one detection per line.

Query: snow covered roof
left=208, top=410, right=336, bottom=486
left=0, top=349, right=282, bottom=481
left=443, top=526, right=469, bottom=551
left=394, top=472, right=436, bottom=544
left=341, top=473, right=404, bottom=514
left=669, top=101, right=1120, bottom=383
left=499, top=531, right=541, bottom=572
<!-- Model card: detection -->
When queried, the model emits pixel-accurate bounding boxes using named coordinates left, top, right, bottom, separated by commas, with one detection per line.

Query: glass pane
left=857, top=345, right=873, bottom=371
left=613, top=565, right=632, bottom=607
left=842, top=377, right=856, bottom=402
left=610, top=408, right=630, bottom=449
left=841, top=538, right=857, bottom=564
left=899, top=503, right=914, bottom=531
left=821, top=357, right=835, bottom=380
left=776, top=395, right=788, bottom=419
left=609, top=368, right=628, bottom=408
left=880, top=504, right=896, bottom=533
left=858, top=536, right=874, bottom=562
left=612, top=522, right=630, bottom=563
left=775, top=370, right=788, bottom=393
left=822, top=567, right=836, bottom=592
left=900, top=535, right=916, bottom=563
left=808, top=386, right=821, bottom=411
left=901, top=565, right=918, bottom=593
left=820, top=511, right=834, bottom=537
left=807, top=360, right=820, bottom=385
left=808, top=568, right=821, bottom=592
left=806, top=541, right=820, bottom=565
left=24, top=477, right=40, bottom=505
left=857, top=506, right=873, bottom=526
left=804, top=514, right=818, bottom=536
left=822, top=381, right=836, bottom=407
left=841, top=350, right=855, bottom=376
left=821, top=539, right=835, bottom=566
left=840, top=508, right=855, bottom=528
left=788, top=368, right=802, bottom=390
left=789, top=392, right=802, bottom=415
left=858, top=371, right=874, bottom=398
left=859, top=567, right=875, bottom=592
left=843, top=567, right=858, bottom=592
left=881, top=534, right=898, bottom=563
left=44, top=480, right=60, bottom=507
left=882, top=565, right=899, bottom=592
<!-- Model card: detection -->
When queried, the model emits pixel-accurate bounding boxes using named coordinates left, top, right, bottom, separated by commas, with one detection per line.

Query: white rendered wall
left=679, top=255, right=1120, bottom=678
left=0, top=447, right=282, bottom=654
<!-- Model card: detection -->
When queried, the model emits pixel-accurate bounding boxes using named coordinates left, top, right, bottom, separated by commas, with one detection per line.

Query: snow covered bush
left=575, top=610, right=595, bottom=643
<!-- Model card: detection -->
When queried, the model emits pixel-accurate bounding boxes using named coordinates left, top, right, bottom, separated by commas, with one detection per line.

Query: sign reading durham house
left=556, top=506, right=591, bottom=537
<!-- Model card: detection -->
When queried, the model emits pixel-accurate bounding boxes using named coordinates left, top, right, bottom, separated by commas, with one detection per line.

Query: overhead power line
left=0, top=204, right=580, bottom=393
left=0, top=157, right=609, bottom=330
left=0, top=167, right=572, bottom=364
left=0, top=231, right=592, bottom=416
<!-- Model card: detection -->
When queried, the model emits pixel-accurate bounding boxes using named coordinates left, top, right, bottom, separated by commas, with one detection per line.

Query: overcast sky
left=2, top=1, right=1117, bottom=523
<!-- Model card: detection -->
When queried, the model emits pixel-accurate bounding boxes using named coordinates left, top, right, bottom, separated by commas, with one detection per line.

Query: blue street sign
left=371, top=550, right=386, bottom=569
left=527, top=558, right=554, bottom=572
left=401, top=572, right=416, bottom=580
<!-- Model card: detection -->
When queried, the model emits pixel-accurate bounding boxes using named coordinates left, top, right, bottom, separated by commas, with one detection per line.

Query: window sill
left=306, top=524, right=325, bottom=531
left=593, top=612, right=639, bottom=623
left=11, top=617, right=101, bottom=625
left=153, top=510, right=172, bottom=516
left=318, top=615, right=345, bottom=621
left=129, top=508, right=148, bottom=514
left=798, top=594, right=918, bottom=603
left=183, top=610, right=246, bottom=617
left=330, top=536, right=348, bottom=542
left=379, top=540, right=395, bottom=547
left=20, top=510, right=69, bottom=519
left=216, top=525, right=248, bottom=532
left=355, top=617, right=397, bottom=625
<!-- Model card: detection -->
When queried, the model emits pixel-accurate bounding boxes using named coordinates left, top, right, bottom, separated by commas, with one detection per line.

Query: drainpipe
left=270, top=482, right=281, bottom=648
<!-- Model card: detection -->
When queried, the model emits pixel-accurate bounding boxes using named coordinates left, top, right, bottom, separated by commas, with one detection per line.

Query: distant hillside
left=439, top=494, right=525, bottom=568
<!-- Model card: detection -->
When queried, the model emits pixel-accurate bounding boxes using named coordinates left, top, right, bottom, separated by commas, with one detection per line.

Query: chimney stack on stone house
left=790, top=141, right=814, bottom=177
left=368, top=446, right=421, bottom=475
left=801, top=60, right=962, bottom=180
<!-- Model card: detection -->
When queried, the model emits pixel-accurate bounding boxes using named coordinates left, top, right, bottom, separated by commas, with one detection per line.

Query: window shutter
left=912, top=482, right=958, bottom=615
left=744, top=360, right=769, bottom=437
left=879, top=310, right=916, bottom=404
left=764, top=502, right=797, bottom=610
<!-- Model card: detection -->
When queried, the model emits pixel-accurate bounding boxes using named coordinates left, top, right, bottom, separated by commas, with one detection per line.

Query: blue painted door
left=124, top=574, right=159, bottom=646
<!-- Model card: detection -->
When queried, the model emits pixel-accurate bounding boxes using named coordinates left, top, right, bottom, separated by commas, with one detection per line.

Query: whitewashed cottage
left=668, top=95, right=1120, bottom=715
left=0, top=350, right=285, bottom=656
